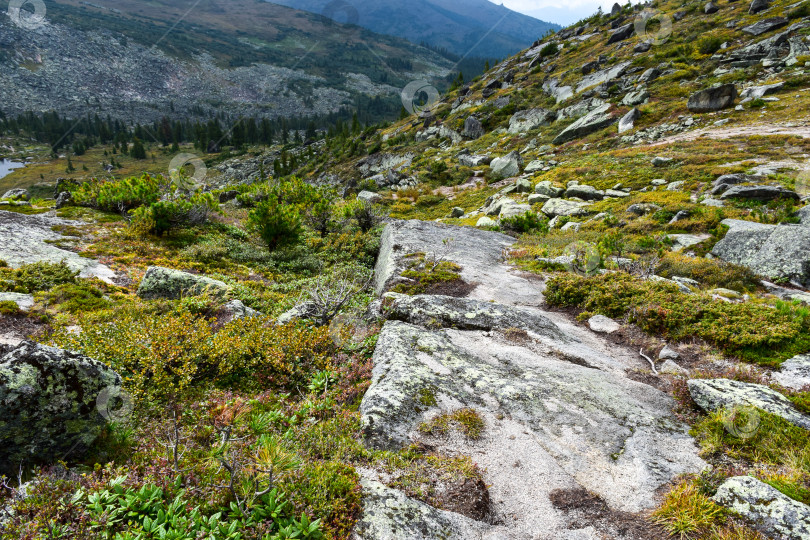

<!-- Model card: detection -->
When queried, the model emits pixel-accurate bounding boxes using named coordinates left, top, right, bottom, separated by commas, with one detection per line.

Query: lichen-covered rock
left=773, top=354, right=810, bottom=391
left=383, top=292, right=567, bottom=340
left=687, top=378, right=810, bottom=430
left=353, top=479, right=496, bottom=540
left=541, top=198, right=590, bottom=217
left=553, top=104, right=616, bottom=144
left=137, top=266, right=230, bottom=300
left=712, top=476, right=810, bottom=540
left=507, top=108, right=556, bottom=134
left=720, top=185, right=799, bottom=201
left=0, top=342, right=122, bottom=473
left=489, top=151, right=523, bottom=179
left=361, top=321, right=705, bottom=517
left=711, top=219, right=810, bottom=286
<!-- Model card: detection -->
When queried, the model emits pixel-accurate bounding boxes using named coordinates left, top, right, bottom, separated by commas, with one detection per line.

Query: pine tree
left=131, top=138, right=147, bottom=160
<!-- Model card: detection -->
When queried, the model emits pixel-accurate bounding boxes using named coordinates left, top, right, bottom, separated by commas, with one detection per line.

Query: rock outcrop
left=687, top=84, right=737, bottom=112
left=361, top=220, right=705, bottom=537
left=711, top=219, right=810, bottom=286
left=0, top=342, right=123, bottom=473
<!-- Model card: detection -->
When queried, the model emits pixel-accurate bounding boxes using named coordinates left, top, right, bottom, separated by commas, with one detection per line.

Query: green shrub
left=788, top=1, right=810, bottom=19
left=655, top=253, right=761, bottom=292
left=697, top=37, right=722, bottom=55
left=545, top=273, right=810, bottom=365
left=540, top=42, right=559, bottom=58
left=248, top=198, right=304, bottom=252
left=0, top=261, right=78, bottom=294
left=131, top=193, right=219, bottom=235
left=500, top=212, right=549, bottom=234
left=72, top=174, right=164, bottom=212
left=0, top=300, right=21, bottom=315
left=42, top=282, right=111, bottom=313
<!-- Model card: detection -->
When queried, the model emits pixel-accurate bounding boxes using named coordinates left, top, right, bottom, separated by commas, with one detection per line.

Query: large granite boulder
left=687, top=84, right=737, bottom=112
left=720, top=185, right=799, bottom=201
left=607, top=23, right=635, bottom=44
left=553, top=104, right=616, bottom=144
left=688, top=378, right=810, bottom=430
left=0, top=342, right=123, bottom=473
left=137, top=266, right=231, bottom=300
left=712, top=476, right=810, bottom=540
left=564, top=184, right=604, bottom=201
left=507, top=108, right=556, bottom=134
left=541, top=198, right=590, bottom=217
left=489, top=151, right=523, bottom=179
left=742, top=17, right=789, bottom=36
left=711, top=219, right=810, bottom=286
left=773, top=354, right=810, bottom=391
left=462, top=116, right=485, bottom=139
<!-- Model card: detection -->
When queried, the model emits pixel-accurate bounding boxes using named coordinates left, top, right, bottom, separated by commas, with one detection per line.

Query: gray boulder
left=450, top=207, right=465, bottom=218
left=688, top=84, right=737, bottom=112
left=384, top=292, right=567, bottom=340
left=1, top=189, right=28, bottom=201
left=276, top=302, right=318, bottom=325
left=711, top=219, right=810, bottom=285
left=507, top=108, right=556, bottom=134
left=541, top=198, right=590, bottom=217
left=137, top=266, right=230, bottom=300
left=621, top=89, right=649, bottom=107
left=499, top=203, right=532, bottom=219
left=618, top=108, right=641, bottom=134
left=688, top=378, right=810, bottom=430
left=740, top=82, right=784, bottom=100
left=358, top=190, right=383, bottom=204
left=458, top=153, right=491, bottom=168
left=462, top=116, right=485, bottom=139
left=742, top=17, right=789, bottom=36
left=712, top=476, right=810, bottom=540
left=565, top=184, right=604, bottom=201
left=773, top=354, right=810, bottom=391
left=514, top=178, right=533, bottom=193
left=553, top=104, right=616, bottom=144
left=652, top=156, right=673, bottom=167
left=749, top=0, right=769, bottom=13
left=638, top=67, right=661, bottom=84
left=0, top=342, right=122, bottom=473
left=534, top=181, right=565, bottom=198
left=711, top=173, right=760, bottom=195
left=720, top=185, right=799, bottom=201
left=799, top=205, right=810, bottom=226
left=704, top=2, right=719, bottom=13
left=489, top=151, right=523, bottom=179
left=627, top=203, right=662, bottom=215
left=588, top=314, right=620, bottom=334
left=607, top=23, right=635, bottom=44
left=217, top=300, right=261, bottom=323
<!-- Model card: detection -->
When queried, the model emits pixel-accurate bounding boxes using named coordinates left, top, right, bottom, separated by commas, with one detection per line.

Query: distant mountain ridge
left=266, top=0, right=561, bottom=59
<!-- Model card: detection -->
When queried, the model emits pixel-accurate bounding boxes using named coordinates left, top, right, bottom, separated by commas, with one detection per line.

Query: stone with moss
left=688, top=378, right=810, bottom=430
left=136, top=266, right=230, bottom=300
left=712, top=476, right=810, bottom=540
left=0, top=342, right=122, bottom=474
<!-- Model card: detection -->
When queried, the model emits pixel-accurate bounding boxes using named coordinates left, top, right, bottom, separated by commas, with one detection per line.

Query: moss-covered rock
left=0, top=342, right=122, bottom=474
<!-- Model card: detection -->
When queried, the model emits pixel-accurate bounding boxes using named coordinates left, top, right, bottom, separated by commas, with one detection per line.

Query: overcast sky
left=494, top=0, right=620, bottom=26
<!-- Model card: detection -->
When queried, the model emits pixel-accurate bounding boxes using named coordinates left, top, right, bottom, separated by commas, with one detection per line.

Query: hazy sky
left=494, top=0, right=620, bottom=25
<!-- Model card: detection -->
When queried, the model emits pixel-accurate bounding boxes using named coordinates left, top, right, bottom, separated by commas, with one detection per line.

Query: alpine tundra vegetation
left=2, top=0, right=810, bottom=537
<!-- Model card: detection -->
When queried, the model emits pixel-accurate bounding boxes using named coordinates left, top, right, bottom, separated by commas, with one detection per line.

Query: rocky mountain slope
left=0, top=0, right=452, bottom=123
left=268, top=0, right=560, bottom=58
left=2, top=0, right=810, bottom=537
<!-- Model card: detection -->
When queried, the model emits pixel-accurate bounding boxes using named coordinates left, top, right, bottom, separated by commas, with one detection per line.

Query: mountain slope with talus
left=0, top=0, right=453, bottom=123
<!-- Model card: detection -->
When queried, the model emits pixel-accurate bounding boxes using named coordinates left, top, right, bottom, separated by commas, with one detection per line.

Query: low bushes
left=655, top=252, right=761, bottom=292
left=545, top=272, right=810, bottom=365
left=0, top=261, right=78, bottom=294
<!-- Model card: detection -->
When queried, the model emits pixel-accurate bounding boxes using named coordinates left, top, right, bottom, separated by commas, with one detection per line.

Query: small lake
left=0, top=159, right=25, bottom=180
